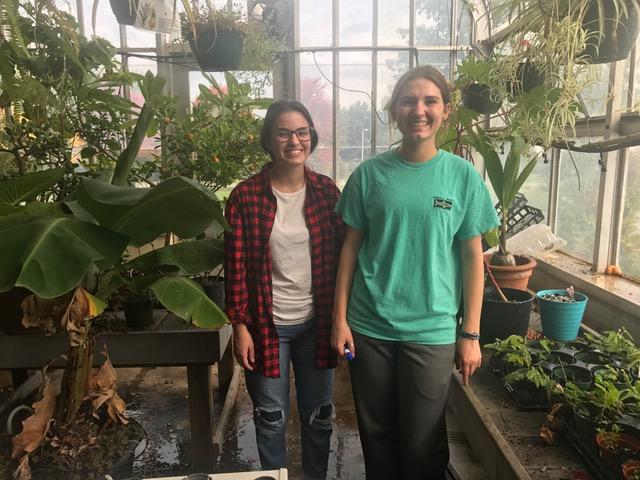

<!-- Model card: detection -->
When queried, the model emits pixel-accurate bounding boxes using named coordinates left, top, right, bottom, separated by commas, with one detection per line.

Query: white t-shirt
left=269, top=185, right=314, bottom=325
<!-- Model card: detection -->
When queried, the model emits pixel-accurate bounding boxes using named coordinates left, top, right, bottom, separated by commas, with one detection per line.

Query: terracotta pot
left=623, top=459, right=640, bottom=480
left=484, top=254, right=537, bottom=291
left=596, top=431, right=640, bottom=465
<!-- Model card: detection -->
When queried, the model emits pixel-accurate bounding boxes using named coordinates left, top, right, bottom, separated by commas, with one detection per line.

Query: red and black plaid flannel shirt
left=224, top=163, right=344, bottom=378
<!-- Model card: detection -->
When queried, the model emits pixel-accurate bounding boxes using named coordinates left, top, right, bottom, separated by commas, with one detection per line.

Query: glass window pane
left=556, top=149, right=602, bottom=262
left=519, top=150, right=551, bottom=220
left=619, top=146, right=640, bottom=281
left=417, top=51, right=450, bottom=79
left=300, top=52, right=333, bottom=177
left=128, top=58, right=159, bottom=151
left=579, top=64, right=609, bottom=116
left=338, top=52, right=372, bottom=187
left=55, top=0, right=77, bottom=18
left=378, top=0, right=409, bottom=46
left=85, top=0, right=121, bottom=47
left=299, top=0, right=332, bottom=47
left=454, top=0, right=472, bottom=45
left=125, top=26, right=158, bottom=48
left=415, top=0, right=451, bottom=47
left=339, top=0, right=372, bottom=47
left=376, top=51, right=410, bottom=155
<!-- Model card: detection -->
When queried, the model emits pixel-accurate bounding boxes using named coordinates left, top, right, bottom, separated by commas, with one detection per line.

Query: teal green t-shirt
left=335, top=149, right=500, bottom=344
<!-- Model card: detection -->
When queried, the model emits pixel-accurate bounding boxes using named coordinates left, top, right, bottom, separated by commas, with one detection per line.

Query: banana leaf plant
left=0, top=81, right=230, bottom=480
left=466, top=129, right=539, bottom=266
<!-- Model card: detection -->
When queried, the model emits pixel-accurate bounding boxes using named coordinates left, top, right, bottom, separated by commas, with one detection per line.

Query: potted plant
left=492, top=0, right=640, bottom=65
left=536, top=286, right=589, bottom=341
left=179, top=3, right=283, bottom=72
left=623, top=459, right=640, bottom=479
left=160, top=71, right=272, bottom=193
left=596, top=423, right=640, bottom=465
left=0, top=5, right=231, bottom=476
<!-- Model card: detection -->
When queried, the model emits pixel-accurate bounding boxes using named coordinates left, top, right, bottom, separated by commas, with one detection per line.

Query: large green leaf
left=0, top=168, right=64, bottom=205
left=501, top=135, right=525, bottom=209
left=126, top=238, right=224, bottom=275
left=76, top=177, right=228, bottom=245
left=150, top=276, right=227, bottom=329
left=0, top=215, right=129, bottom=298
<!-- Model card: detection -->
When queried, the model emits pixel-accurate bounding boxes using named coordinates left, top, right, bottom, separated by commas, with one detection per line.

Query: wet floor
left=116, top=360, right=366, bottom=479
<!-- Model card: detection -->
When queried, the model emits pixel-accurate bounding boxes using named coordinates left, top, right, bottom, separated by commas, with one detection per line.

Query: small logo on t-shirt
left=433, top=197, right=453, bottom=210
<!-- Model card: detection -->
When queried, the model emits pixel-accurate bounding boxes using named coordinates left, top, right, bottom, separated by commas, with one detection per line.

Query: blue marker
left=343, top=346, right=354, bottom=361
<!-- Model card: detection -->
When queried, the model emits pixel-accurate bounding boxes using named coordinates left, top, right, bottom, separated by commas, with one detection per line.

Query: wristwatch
left=459, top=330, right=480, bottom=341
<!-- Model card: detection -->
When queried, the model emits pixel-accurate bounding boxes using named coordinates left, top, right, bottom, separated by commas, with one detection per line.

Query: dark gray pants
left=349, top=331, right=456, bottom=480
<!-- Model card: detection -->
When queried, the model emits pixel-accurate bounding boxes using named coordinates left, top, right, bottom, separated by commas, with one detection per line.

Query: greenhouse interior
left=1, top=0, right=640, bottom=479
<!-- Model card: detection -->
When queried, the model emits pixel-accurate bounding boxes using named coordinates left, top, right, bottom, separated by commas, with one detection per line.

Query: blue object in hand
left=343, top=346, right=354, bottom=361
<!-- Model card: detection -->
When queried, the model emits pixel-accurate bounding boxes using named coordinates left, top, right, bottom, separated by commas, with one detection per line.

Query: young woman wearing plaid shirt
left=224, top=100, right=344, bottom=480
left=331, top=66, right=499, bottom=480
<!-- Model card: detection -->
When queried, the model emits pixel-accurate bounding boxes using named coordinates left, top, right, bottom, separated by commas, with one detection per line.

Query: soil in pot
left=480, top=287, right=534, bottom=345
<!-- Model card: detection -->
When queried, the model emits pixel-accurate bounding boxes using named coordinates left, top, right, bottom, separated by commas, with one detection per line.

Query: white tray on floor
left=143, top=468, right=288, bottom=480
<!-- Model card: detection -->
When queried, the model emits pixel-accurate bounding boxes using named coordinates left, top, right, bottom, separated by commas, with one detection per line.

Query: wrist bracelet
left=459, top=330, right=480, bottom=340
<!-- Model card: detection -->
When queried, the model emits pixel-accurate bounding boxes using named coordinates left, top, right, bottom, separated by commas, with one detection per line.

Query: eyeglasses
left=273, top=127, right=314, bottom=142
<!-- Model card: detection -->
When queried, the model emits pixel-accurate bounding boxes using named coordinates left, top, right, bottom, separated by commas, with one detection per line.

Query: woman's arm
left=331, top=226, right=364, bottom=358
left=224, top=194, right=255, bottom=370
left=456, top=234, right=484, bottom=386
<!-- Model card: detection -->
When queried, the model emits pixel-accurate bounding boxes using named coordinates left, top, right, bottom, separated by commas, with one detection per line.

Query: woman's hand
left=331, top=318, right=355, bottom=359
left=233, top=324, right=255, bottom=371
left=455, top=338, right=482, bottom=386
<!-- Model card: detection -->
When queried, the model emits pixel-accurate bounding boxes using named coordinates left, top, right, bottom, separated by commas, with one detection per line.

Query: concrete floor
left=116, top=360, right=486, bottom=479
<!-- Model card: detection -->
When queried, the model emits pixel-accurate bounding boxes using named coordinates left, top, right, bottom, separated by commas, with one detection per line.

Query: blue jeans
left=245, top=320, right=334, bottom=480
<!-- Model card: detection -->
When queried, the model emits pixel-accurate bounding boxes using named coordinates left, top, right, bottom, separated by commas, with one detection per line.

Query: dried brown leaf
left=12, top=454, right=31, bottom=480
left=539, top=425, right=555, bottom=445
left=86, top=353, right=128, bottom=425
left=62, top=288, right=100, bottom=347
left=11, top=378, right=56, bottom=459
left=20, top=292, right=73, bottom=334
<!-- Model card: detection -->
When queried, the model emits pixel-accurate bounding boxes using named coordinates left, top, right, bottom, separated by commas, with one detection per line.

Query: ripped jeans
left=245, top=319, right=334, bottom=480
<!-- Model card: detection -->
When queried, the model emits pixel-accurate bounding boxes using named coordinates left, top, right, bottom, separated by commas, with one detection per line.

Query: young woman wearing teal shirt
left=332, top=66, right=499, bottom=480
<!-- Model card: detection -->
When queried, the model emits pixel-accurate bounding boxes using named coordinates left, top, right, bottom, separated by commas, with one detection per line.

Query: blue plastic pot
left=536, top=289, right=588, bottom=341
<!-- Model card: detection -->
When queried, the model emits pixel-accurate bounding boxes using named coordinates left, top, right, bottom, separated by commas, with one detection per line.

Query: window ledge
left=530, top=252, right=640, bottom=333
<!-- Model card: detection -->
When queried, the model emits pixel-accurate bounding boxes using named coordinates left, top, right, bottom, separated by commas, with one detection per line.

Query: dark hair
left=260, top=100, right=319, bottom=158
left=387, top=65, right=451, bottom=123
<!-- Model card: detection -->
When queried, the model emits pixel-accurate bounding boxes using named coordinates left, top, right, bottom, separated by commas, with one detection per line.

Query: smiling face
left=269, top=111, right=312, bottom=168
left=393, top=78, right=450, bottom=147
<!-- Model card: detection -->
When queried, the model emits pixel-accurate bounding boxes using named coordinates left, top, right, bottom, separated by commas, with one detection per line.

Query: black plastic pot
left=575, top=350, right=611, bottom=366
left=187, top=26, right=244, bottom=71
left=123, top=299, right=154, bottom=330
left=507, top=61, right=544, bottom=95
left=462, top=83, right=501, bottom=114
left=552, top=364, right=594, bottom=390
left=109, top=0, right=138, bottom=26
left=548, top=348, right=576, bottom=365
left=198, top=276, right=225, bottom=309
left=581, top=0, right=640, bottom=64
left=480, top=287, right=534, bottom=345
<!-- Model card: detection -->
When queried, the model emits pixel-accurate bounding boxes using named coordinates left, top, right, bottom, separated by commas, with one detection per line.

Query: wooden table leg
left=217, top=337, right=235, bottom=396
left=187, top=364, right=215, bottom=469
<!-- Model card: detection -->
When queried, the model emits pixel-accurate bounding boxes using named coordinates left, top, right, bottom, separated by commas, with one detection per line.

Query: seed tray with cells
left=486, top=335, right=640, bottom=411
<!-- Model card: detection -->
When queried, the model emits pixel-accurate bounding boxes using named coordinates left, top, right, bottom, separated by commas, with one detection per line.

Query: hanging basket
left=108, top=0, right=138, bottom=26
left=462, top=83, right=502, bottom=114
left=581, top=0, right=640, bottom=64
left=187, top=25, right=244, bottom=71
